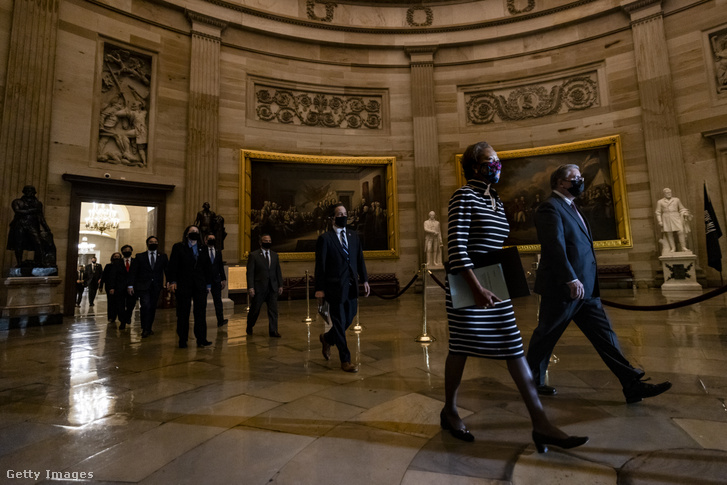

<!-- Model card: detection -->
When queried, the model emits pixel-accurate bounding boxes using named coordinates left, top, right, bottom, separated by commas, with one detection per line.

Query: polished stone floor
left=1, top=287, right=726, bottom=484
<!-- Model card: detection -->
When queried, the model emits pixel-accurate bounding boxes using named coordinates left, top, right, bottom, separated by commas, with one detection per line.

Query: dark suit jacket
left=167, top=241, right=212, bottom=292
left=206, top=247, right=227, bottom=284
left=104, top=261, right=129, bottom=294
left=129, top=250, right=169, bottom=292
left=246, top=249, right=282, bottom=293
left=534, top=194, right=599, bottom=299
left=85, top=262, right=103, bottom=287
left=314, top=228, right=368, bottom=302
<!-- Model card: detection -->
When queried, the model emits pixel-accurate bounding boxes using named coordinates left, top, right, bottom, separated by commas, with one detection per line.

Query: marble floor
left=1, top=287, right=726, bottom=485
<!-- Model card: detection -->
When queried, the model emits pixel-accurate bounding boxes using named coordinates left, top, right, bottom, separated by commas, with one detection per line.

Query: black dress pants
left=526, top=296, right=643, bottom=388
left=322, top=297, right=357, bottom=363
left=210, top=281, right=225, bottom=325
left=138, top=285, right=162, bottom=332
left=176, top=286, right=208, bottom=344
left=246, top=286, right=279, bottom=334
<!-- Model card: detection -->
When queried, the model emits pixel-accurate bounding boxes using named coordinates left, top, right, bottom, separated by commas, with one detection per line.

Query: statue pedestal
left=1, top=276, right=63, bottom=329
left=659, top=252, right=702, bottom=295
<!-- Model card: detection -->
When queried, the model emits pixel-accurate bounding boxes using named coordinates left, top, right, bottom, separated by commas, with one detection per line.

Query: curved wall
left=1, top=0, right=726, bottom=311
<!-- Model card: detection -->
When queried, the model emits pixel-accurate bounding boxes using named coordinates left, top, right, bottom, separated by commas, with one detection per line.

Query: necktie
left=150, top=251, right=156, bottom=268
left=340, top=231, right=349, bottom=256
left=125, top=259, right=130, bottom=271
left=569, top=202, right=585, bottom=229
left=265, top=250, right=270, bottom=267
left=210, top=249, right=215, bottom=263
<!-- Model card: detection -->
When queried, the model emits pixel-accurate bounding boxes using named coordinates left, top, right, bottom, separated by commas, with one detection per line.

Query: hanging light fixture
left=84, top=202, right=120, bottom=234
left=78, top=237, right=96, bottom=254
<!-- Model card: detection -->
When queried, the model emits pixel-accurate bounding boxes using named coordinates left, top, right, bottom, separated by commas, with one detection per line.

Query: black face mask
left=334, top=216, right=348, bottom=228
left=187, top=232, right=200, bottom=241
left=147, top=243, right=158, bottom=251
left=112, top=258, right=121, bottom=263
left=566, top=179, right=585, bottom=197
left=207, top=239, right=216, bottom=247
left=122, top=251, right=132, bottom=258
left=261, top=242, right=272, bottom=249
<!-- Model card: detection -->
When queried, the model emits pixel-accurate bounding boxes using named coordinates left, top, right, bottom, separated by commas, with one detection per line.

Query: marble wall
left=1, top=0, right=726, bottom=313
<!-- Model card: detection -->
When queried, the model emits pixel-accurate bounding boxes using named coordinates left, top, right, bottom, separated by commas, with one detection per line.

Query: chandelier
left=78, top=237, right=96, bottom=254
left=85, top=202, right=120, bottom=234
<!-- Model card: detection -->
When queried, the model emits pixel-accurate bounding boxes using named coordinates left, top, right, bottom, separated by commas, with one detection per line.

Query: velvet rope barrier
left=601, top=284, right=727, bottom=311
left=427, top=270, right=446, bottom=290
left=368, top=272, right=420, bottom=300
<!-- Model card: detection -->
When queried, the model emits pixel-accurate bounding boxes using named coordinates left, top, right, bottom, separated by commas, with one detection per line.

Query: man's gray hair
left=550, top=164, right=580, bottom=189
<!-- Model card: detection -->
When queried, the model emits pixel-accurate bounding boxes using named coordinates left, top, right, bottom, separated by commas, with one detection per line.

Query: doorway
left=62, top=174, right=174, bottom=316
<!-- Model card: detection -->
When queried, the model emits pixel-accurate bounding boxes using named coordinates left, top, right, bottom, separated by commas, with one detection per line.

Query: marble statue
left=655, top=188, right=692, bottom=254
left=6, top=185, right=57, bottom=268
left=424, top=211, right=443, bottom=268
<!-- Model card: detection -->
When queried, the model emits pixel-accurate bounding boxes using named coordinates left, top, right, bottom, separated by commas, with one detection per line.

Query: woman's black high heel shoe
left=532, top=431, right=588, bottom=453
left=440, top=410, right=475, bottom=442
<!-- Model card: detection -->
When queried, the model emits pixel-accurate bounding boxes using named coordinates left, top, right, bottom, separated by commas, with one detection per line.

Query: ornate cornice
left=620, top=0, right=661, bottom=14
left=186, top=10, right=228, bottom=38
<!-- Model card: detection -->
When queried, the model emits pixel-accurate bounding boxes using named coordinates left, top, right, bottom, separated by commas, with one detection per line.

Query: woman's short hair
left=461, top=141, right=492, bottom=180
left=550, top=164, right=580, bottom=189
left=182, top=225, right=199, bottom=239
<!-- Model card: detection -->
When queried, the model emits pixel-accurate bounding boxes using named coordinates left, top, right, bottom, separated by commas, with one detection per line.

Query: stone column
left=621, top=0, right=695, bottom=252
left=0, top=0, right=60, bottom=272
left=185, top=12, right=226, bottom=223
left=406, top=46, right=441, bottom=265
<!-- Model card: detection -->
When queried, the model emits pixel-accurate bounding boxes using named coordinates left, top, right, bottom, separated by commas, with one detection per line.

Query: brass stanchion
left=245, top=290, right=250, bottom=313
left=416, top=263, right=435, bottom=343
left=352, top=297, right=362, bottom=332
left=302, top=270, right=313, bottom=323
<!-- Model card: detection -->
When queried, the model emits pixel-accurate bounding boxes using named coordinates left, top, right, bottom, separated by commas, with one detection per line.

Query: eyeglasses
left=565, top=177, right=584, bottom=183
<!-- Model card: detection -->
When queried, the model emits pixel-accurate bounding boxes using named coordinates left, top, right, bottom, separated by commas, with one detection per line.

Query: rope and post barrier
left=416, top=263, right=435, bottom=343
left=302, top=270, right=313, bottom=323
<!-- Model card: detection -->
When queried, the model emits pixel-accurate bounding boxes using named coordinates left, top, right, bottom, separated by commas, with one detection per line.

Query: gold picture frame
left=240, top=149, right=400, bottom=261
left=455, top=135, right=632, bottom=252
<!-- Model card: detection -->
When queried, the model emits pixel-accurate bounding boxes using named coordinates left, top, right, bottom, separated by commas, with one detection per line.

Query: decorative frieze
left=464, top=73, right=599, bottom=125
left=97, top=43, right=152, bottom=167
left=406, top=6, right=433, bottom=27
left=307, top=1, right=337, bottom=22
left=709, top=29, right=727, bottom=94
left=507, top=0, right=536, bottom=15
left=254, top=85, right=383, bottom=129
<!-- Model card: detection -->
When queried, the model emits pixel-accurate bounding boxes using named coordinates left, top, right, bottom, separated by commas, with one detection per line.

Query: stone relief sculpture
left=194, top=202, right=228, bottom=250
left=655, top=188, right=692, bottom=255
left=465, top=73, right=599, bottom=124
left=6, top=185, right=57, bottom=272
left=97, top=44, right=152, bottom=167
left=710, top=30, right=727, bottom=94
left=424, top=211, right=443, bottom=268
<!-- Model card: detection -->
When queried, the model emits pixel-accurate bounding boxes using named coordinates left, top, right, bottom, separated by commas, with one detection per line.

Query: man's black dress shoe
left=623, top=379, right=672, bottom=403
left=536, top=385, right=557, bottom=396
left=119, top=323, right=126, bottom=330
left=319, top=333, right=331, bottom=361
left=246, top=327, right=253, bottom=335
left=141, top=330, right=150, bottom=338
left=197, top=340, right=213, bottom=348
left=217, top=319, right=228, bottom=328
left=440, top=410, right=475, bottom=442
left=532, top=431, right=588, bottom=453
left=179, top=342, right=188, bottom=349
left=269, top=331, right=281, bottom=338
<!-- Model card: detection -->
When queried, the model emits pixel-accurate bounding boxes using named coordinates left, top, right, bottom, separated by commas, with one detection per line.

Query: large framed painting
left=456, top=135, right=632, bottom=252
left=240, top=150, right=400, bottom=261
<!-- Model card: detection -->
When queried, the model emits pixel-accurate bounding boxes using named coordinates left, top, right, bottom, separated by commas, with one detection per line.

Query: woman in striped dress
left=441, top=141, right=588, bottom=453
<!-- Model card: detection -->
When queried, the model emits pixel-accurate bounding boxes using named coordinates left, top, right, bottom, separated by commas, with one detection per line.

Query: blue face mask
left=479, top=159, right=502, bottom=184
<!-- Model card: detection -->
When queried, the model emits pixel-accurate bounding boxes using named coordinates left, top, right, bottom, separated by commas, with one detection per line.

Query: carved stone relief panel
left=708, top=28, right=727, bottom=95
left=254, top=83, right=383, bottom=129
left=507, top=0, right=536, bottom=15
left=464, top=71, right=600, bottom=125
left=307, top=1, right=337, bottom=22
left=97, top=43, right=153, bottom=167
left=406, top=6, right=433, bottom=27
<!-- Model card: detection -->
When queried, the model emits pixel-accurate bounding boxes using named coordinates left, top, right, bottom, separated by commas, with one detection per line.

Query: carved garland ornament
left=507, top=0, right=536, bottom=15
left=307, top=0, right=337, bottom=22
left=255, top=86, right=382, bottom=129
left=465, top=74, right=599, bottom=124
left=406, top=6, right=433, bottom=27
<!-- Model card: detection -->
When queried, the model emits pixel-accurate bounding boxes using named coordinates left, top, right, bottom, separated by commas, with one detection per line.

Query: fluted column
left=406, top=46, right=441, bottom=264
left=621, top=0, right=695, bottom=251
left=185, top=12, right=226, bottom=223
left=0, top=0, right=60, bottom=272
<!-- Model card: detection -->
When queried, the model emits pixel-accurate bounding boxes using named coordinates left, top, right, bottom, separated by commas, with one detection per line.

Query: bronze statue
left=7, top=185, right=57, bottom=268
left=194, top=202, right=227, bottom=250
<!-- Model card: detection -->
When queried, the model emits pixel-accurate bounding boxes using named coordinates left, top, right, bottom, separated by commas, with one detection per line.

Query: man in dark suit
left=118, top=244, right=136, bottom=329
left=128, top=236, right=169, bottom=338
left=167, top=225, right=213, bottom=348
left=205, top=233, right=228, bottom=328
left=75, top=264, right=86, bottom=307
left=526, top=164, right=671, bottom=403
left=85, top=257, right=103, bottom=307
left=314, top=203, right=370, bottom=373
left=246, top=233, right=283, bottom=337
left=100, top=252, right=124, bottom=323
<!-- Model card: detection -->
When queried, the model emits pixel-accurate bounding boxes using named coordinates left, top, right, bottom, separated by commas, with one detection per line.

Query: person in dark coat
left=204, top=234, right=228, bottom=328
left=128, top=236, right=169, bottom=338
left=100, top=252, right=123, bottom=323
left=314, top=203, right=370, bottom=373
left=75, top=264, right=87, bottom=307
left=118, top=244, right=136, bottom=330
left=246, top=233, right=283, bottom=337
left=167, top=225, right=213, bottom=348
left=85, top=257, right=103, bottom=306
